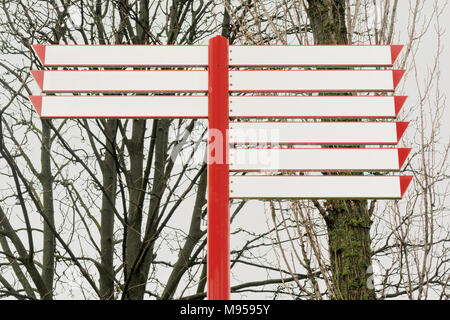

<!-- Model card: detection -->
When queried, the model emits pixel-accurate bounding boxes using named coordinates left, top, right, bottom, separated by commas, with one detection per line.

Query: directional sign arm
left=229, top=148, right=412, bottom=171
left=32, top=45, right=208, bottom=66
left=229, top=45, right=404, bottom=66
left=28, top=95, right=208, bottom=118
left=229, top=175, right=413, bottom=199
left=229, top=122, right=409, bottom=145
left=229, top=70, right=405, bottom=92
left=30, top=70, right=208, bottom=93
left=229, top=96, right=407, bottom=118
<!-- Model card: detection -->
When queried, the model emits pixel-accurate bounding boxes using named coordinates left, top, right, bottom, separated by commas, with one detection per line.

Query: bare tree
left=266, top=0, right=449, bottom=300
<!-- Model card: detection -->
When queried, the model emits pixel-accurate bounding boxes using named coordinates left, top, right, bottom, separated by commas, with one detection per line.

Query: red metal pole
left=207, top=35, right=230, bottom=300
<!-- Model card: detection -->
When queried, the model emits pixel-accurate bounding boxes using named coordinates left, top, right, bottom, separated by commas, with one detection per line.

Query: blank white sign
left=34, top=45, right=208, bottom=66
left=229, top=45, right=400, bottom=66
left=229, top=96, right=402, bottom=118
left=228, top=122, right=403, bottom=145
left=229, top=70, right=399, bottom=92
left=229, top=148, right=407, bottom=171
left=35, top=70, right=207, bottom=92
left=229, top=175, right=408, bottom=199
left=33, top=96, right=208, bottom=118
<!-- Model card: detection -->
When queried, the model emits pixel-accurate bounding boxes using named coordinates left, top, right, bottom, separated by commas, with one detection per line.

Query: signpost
left=30, top=36, right=412, bottom=300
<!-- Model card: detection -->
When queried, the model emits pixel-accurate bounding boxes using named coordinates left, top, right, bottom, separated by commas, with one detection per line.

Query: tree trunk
left=124, top=119, right=147, bottom=299
left=306, top=0, right=376, bottom=300
left=306, top=0, right=348, bottom=45
left=122, top=0, right=150, bottom=299
left=99, top=119, right=118, bottom=299
left=324, top=199, right=375, bottom=299
left=39, top=119, right=55, bottom=300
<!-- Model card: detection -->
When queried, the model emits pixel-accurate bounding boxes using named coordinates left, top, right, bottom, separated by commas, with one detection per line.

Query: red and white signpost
left=30, top=36, right=412, bottom=300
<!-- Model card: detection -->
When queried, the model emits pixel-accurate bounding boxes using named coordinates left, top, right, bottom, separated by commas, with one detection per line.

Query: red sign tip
left=30, top=70, right=44, bottom=90
left=396, top=122, right=409, bottom=142
left=393, top=70, right=406, bottom=90
left=32, top=45, right=46, bottom=64
left=394, top=96, right=408, bottom=116
left=398, top=148, right=412, bottom=169
left=400, top=175, right=413, bottom=196
left=28, top=96, right=42, bottom=115
left=390, top=45, right=404, bottom=64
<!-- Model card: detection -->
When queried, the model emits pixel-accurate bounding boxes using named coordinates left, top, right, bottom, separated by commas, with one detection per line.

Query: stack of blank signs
left=228, top=45, right=413, bottom=199
left=30, top=45, right=210, bottom=118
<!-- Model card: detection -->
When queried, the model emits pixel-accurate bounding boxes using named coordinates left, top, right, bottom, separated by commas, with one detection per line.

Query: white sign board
left=33, top=45, right=208, bottom=66
left=229, top=175, right=413, bottom=199
left=28, top=96, right=208, bottom=118
left=229, top=70, right=405, bottom=92
left=229, top=122, right=408, bottom=145
left=229, top=96, right=406, bottom=118
left=31, top=70, right=207, bottom=92
left=229, top=148, right=411, bottom=171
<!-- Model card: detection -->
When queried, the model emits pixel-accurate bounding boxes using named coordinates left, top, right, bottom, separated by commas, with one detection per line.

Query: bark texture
left=99, top=119, right=118, bottom=299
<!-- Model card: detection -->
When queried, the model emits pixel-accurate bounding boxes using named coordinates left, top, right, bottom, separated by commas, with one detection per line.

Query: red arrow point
left=390, top=45, right=404, bottom=64
left=396, top=122, right=409, bottom=142
left=400, top=175, right=413, bottom=197
left=31, top=70, right=44, bottom=90
left=394, top=96, right=408, bottom=116
left=28, top=96, right=42, bottom=116
left=393, top=70, right=406, bottom=90
left=32, top=45, right=46, bottom=64
left=397, top=148, right=412, bottom=168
